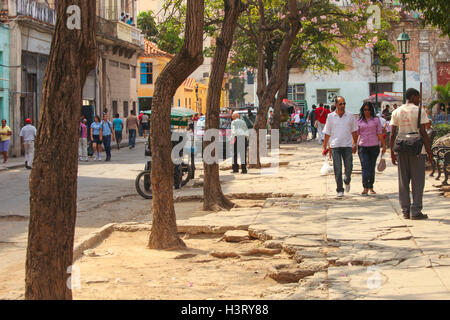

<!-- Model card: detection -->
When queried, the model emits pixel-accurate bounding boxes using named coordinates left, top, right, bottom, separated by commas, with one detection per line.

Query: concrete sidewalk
left=0, top=136, right=148, bottom=171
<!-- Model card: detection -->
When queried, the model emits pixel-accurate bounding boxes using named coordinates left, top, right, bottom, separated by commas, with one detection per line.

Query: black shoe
left=241, top=171, right=247, bottom=174
left=105, top=157, right=111, bottom=162
left=411, top=213, right=428, bottom=220
left=26, top=166, right=32, bottom=170
left=402, top=211, right=410, bottom=219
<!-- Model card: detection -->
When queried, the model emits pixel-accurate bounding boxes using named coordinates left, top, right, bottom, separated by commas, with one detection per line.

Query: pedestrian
left=138, top=111, right=144, bottom=136
left=382, top=104, right=391, bottom=118
left=393, top=103, right=398, bottom=110
left=101, top=113, right=114, bottom=162
left=113, top=113, right=123, bottom=150
left=231, top=112, right=249, bottom=174
left=126, top=110, right=139, bottom=149
left=322, top=96, right=358, bottom=198
left=308, top=105, right=317, bottom=140
left=268, top=110, right=274, bottom=132
left=141, top=112, right=150, bottom=138
left=90, top=115, right=103, bottom=161
left=330, top=105, right=336, bottom=112
left=243, top=108, right=256, bottom=129
left=79, top=117, right=88, bottom=162
left=315, top=103, right=330, bottom=145
left=0, top=119, right=12, bottom=163
left=390, top=88, right=432, bottom=220
left=357, top=102, right=386, bottom=195
left=19, top=118, right=37, bottom=169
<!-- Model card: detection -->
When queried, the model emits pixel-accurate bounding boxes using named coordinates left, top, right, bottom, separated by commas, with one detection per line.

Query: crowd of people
left=320, top=88, right=432, bottom=220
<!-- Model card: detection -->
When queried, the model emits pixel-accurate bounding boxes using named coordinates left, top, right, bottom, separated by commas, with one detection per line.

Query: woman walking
left=90, top=115, right=103, bottom=161
left=0, top=119, right=12, bottom=163
left=357, top=102, right=386, bottom=195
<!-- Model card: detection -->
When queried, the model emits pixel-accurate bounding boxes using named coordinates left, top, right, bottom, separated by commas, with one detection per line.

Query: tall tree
left=400, top=0, right=450, bottom=36
left=25, top=0, right=97, bottom=299
left=149, top=0, right=205, bottom=249
left=203, top=0, right=243, bottom=211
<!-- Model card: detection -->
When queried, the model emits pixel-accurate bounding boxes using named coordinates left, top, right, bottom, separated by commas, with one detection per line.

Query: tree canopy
left=400, top=0, right=450, bottom=36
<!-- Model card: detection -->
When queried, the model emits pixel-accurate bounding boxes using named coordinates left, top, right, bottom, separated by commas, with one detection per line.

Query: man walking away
left=79, top=117, right=88, bottom=161
left=308, top=105, right=318, bottom=140
left=141, top=112, right=150, bottom=139
left=390, top=88, right=432, bottom=220
left=113, top=113, right=123, bottom=150
left=231, top=112, right=249, bottom=174
left=323, top=97, right=358, bottom=198
left=20, top=118, right=37, bottom=169
left=127, top=110, right=139, bottom=149
left=101, top=113, right=114, bottom=162
left=315, top=103, right=330, bottom=145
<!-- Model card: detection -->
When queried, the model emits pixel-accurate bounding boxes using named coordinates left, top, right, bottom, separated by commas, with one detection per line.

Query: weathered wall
left=0, top=24, right=10, bottom=124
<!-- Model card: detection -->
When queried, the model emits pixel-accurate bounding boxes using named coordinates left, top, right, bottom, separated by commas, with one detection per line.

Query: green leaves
left=401, top=0, right=450, bottom=36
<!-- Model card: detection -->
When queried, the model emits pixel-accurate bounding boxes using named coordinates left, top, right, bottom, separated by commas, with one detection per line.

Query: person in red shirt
left=315, top=103, right=331, bottom=145
left=138, top=111, right=144, bottom=136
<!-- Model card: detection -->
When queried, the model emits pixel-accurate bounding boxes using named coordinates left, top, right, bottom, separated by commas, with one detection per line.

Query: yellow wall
left=137, top=55, right=231, bottom=113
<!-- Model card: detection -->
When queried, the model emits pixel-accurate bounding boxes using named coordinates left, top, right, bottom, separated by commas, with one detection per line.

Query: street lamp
left=397, top=28, right=410, bottom=104
left=371, top=56, right=381, bottom=113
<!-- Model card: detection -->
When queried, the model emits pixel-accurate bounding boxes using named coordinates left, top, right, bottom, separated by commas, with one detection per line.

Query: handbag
left=393, top=106, right=424, bottom=156
left=377, top=153, right=386, bottom=172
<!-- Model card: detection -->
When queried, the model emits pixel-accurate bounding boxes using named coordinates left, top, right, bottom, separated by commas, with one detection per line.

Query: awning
left=143, top=107, right=196, bottom=126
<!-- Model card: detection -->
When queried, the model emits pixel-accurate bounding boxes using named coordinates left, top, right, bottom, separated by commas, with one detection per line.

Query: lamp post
left=372, top=57, right=380, bottom=113
left=397, top=28, right=411, bottom=104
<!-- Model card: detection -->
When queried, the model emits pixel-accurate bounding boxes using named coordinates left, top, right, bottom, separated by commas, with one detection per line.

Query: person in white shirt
left=322, top=96, right=358, bottom=197
left=231, top=112, right=249, bottom=174
left=390, top=88, right=432, bottom=220
left=19, top=118, right=37, bottom=169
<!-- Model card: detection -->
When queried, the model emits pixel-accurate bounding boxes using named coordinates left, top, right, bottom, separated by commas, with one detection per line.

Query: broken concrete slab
left=224, top=230, right=250, bottom=242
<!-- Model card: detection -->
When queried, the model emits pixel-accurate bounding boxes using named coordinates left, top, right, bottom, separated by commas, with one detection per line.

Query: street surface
left=1, top=140, right=450, bottom=299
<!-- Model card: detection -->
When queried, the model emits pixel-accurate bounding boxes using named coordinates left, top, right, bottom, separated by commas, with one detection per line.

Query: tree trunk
left=253, top=0, right=300, bottom=167
left=272, top=66, right=289, bottom=130
left=203, top=0, right=241, bottom=211
left=25, top=0, right=97, bottom=300
left=148, top=0, right=204, bottom=249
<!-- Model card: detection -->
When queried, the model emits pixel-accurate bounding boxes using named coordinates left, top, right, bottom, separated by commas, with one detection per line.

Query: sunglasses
left=364, top=108, right=371, bottom=111
left=338, top=102, right=346, bottom=106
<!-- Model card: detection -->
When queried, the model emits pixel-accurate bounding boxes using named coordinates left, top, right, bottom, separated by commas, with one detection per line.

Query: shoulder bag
left=393, top=106, right=424, bottom=156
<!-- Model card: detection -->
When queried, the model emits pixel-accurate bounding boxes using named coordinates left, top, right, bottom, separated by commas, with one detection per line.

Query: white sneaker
left=94, top=155, right=97, bottom=161
left=85, top=157, right=89, bottom=162
left=345, top=183, right=350, bottom=193
left=98, top=155, right=102, bottom=161
left=337, top=191, right=344, bottom=198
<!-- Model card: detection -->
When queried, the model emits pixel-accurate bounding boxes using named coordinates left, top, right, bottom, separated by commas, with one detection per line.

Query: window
left=139, top=97, right=152, bottom=111
left=140, top=63, right=153, bottom=84
left=123, top=101, right=129, bottom=117
left=185, top=98, right=187, bottom=107
left=112, top=100, right=118, bottom=116
left=369, top=82, right=393, bottom=96
left=109, top=60, right=119, bottom=67
left=316, top=89, right=340, bottom=105
left=247, top=72, right=254, bottom=85
left=287, top=84, right=305, bottom=101
left=132, top=101, right=136, bottom=113
left=131, top=66, right=136, bottom=78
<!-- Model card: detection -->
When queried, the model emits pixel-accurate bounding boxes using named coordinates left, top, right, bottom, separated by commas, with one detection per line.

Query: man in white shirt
left=323, top=96, right=358, bottom=197
left=390, top=88, right=432, bottom=220
left=231, top=112, right=249, bottom=174
left=20, top=118, right=37, bottom=169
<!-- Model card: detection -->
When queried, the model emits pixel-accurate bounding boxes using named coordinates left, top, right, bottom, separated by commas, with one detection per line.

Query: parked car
left=194, top=114, right=232, bottom=160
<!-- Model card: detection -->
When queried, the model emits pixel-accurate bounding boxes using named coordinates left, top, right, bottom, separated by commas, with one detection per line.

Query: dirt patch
left=72, top=231, right=294, bottom=300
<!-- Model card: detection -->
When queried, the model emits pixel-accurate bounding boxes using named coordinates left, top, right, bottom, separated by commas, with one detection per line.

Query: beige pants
left=79, top=138, right=88, bottom=158
left=24, top=141, right=34, bottom=167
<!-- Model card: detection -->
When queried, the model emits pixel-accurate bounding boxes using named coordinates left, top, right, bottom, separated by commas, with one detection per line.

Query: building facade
left=0, top=22, right=9, bottom=124
left=1, top=0, right=143, bottom=156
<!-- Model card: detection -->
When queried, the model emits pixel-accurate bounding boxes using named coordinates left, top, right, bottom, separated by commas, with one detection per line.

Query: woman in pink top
left=357, top=102, right=386, bottom=195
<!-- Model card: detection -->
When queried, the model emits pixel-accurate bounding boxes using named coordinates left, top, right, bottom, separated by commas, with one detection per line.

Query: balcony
left=16, top=0, right=56, bottom=25
left=96, top=16, right=143, bottom=48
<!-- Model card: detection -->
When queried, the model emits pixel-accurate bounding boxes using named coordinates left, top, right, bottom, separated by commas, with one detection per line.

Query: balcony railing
left=97, top=17, right=143, bottom=47
left=16, top=0, right=56, bottom=25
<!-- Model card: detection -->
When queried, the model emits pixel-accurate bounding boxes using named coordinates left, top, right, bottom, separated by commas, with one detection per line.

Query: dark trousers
left=397, top=153, right=426, bottom=216
left=331, top=147, right=353, bottom=193
left=103, top=135, right=111, bottom=158
left=232, top=136, right=248, bottom=173
left=128, top=129, right=136, bottom=147
left=358, top=146, right=380, bottom=189
left=311, top=126, right=317, bottom=139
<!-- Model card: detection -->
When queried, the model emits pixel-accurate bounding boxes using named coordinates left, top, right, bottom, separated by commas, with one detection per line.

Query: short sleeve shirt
left=113, top=118, right=123, bottom=131
left=323, top=111, right=358, bottom=148
left=101, top=120, right=113, bottom=136
left=90, top=122, right=102, bottom=135
left=315, top=107, right=331, bottom=124
left=19, top=125, right=37, bottom=142
left=390, top=103, right=429, bottom=154
left=0, top=125, right=12, bottom=141
left=357, top=117, right=382, bottom=147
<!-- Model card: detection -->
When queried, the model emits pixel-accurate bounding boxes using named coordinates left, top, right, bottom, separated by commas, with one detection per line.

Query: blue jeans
left=128, top=129, right=136, bottom=147
left=102, top=135, right=111, bottom=158
left=331, top=147, right=353, bottom=193
left=358, top=146, right=380, bottom=189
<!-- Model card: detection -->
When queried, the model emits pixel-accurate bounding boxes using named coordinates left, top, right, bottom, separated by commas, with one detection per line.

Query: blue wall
left=0, top=24, right=10, bottom=124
